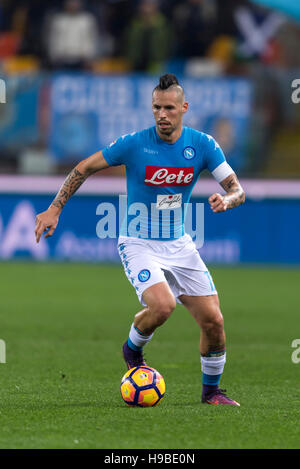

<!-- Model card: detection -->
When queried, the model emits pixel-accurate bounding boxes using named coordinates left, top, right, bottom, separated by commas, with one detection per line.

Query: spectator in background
left=45, top=0, right=101, bottom=69
left=125, top=0, right=172, bottom=73
left=18, top=0, right=56, bottom=58
left=172, top=0, right=217, bottom=58
left=104, top=0, right=135, bottom=56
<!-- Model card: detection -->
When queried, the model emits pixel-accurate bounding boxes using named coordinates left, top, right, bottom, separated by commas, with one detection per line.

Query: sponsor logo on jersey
left=138, top=269, right=151, bottom=282
left=183, top=146, right=196, bottom=160
left=144, top=166, right=194, bottom=186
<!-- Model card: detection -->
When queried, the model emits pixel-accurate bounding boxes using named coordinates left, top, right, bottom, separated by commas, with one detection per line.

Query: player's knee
left=202, top=312, right=224, bottom=337
left=151, top=297, right=176, bottom=326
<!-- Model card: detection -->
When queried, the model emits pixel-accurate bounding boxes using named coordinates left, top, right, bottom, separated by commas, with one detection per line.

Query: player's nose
left=158, top=108, right=167, bottom=118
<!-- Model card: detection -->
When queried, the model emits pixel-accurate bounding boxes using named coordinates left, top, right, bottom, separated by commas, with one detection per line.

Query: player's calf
left=200, top=314, right=225, bottom=356
left=123, top=289, right=176, bottom=369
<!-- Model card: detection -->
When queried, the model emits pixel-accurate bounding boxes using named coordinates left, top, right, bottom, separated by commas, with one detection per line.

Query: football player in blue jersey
left=35, top=74, right=245, bottom=406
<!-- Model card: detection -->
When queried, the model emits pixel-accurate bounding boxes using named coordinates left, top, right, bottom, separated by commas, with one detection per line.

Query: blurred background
left=0, top=0, right=300, bottom=264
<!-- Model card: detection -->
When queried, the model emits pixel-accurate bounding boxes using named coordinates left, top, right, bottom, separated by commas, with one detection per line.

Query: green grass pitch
left=0, top=262, right=299, bottom=449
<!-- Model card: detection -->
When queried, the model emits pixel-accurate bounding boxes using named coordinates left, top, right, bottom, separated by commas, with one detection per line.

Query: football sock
left=127, top=323, right=154, bottom=351
left=201, top=350, right=226, bottom=395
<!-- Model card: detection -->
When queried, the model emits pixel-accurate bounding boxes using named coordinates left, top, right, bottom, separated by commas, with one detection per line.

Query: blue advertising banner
left=49, top=74, right=252, bottom=171
left=0, top=75, right=43, bottom=149
left=0, top=193, right=299, bottom=265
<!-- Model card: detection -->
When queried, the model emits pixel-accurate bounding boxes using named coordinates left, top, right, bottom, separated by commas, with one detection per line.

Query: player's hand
left=35, top=206, right=60, bottom=243
left=208, top=193, right=228, bottom=213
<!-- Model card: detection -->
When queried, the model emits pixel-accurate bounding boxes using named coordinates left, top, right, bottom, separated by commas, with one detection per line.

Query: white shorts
left=118, top=234, right=217, bottom=306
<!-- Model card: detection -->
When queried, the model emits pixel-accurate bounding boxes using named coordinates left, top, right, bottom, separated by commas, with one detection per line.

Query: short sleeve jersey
left=102, top=126, right=232, bottom=240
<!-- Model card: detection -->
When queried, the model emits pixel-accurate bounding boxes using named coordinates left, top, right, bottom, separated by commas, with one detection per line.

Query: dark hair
left=153, top=74, right=181, bottom=92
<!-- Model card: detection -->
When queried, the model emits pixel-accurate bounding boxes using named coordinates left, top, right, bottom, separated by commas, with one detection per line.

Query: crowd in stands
left=0, top=0, right=300, bottom=177
left=0, top=0, right=298, bottom=75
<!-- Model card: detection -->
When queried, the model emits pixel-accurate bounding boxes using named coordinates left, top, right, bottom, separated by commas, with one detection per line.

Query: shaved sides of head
left=153, top=74, right=185, bottom=103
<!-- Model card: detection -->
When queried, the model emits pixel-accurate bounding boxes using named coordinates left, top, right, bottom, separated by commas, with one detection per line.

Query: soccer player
left=35, top=74, right=245, bottom=406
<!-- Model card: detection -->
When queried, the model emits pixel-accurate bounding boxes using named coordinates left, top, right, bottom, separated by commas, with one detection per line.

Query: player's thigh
left=179, top=294, right=223, bottom=329
left=142, top=281, right=176, bottom=316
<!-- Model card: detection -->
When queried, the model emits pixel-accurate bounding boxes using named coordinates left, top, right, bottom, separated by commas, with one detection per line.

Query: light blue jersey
left=102, top=126, right=228, bottom=240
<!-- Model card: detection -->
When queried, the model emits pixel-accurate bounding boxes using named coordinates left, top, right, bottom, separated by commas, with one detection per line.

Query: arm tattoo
left=52, top=168, right=87, bottom=210
left=220, top=173, right=245, bottom=210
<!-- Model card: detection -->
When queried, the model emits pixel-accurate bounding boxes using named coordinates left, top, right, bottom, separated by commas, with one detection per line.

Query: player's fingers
left=209, top=194, right=222, bottom=208
left=44, top=225, right=56, bottom=239
left=35, top=221, right=47, bottom=243
left=211, top=204, right=223, bottom=212
left=208, top=193, right=223, bottom=205
left=208, top=193, right=219, bottom=204
left=212, top=205, right=224, bottom=213
left=34, top=220, right=42, bottom=242
left=212, top=200, right=227, bottom=212
left=35, top=230, right=41, bottom=243
left=210, top=200, right=222, bottom=209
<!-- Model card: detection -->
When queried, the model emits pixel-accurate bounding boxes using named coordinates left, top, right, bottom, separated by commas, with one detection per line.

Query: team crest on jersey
left=183, top=147, right=195, bottom=160
left=138, top=269, right=151, bottom=282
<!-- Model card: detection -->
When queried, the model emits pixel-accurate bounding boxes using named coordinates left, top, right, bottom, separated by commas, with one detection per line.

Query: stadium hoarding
left=49, top=74, right=252, bottom=172
left=0, top=177, right=300, bottom=264
left=0, top=74, right=43, bottom=149
left=0, top=73, right=251, bottom=172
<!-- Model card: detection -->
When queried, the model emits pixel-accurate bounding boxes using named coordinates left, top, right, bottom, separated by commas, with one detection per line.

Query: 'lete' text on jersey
left=102, top=126, right=233, bottom=240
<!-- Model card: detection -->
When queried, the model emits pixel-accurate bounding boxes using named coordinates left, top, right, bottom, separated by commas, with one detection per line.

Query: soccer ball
left=120, top=366, right=165, bottom=407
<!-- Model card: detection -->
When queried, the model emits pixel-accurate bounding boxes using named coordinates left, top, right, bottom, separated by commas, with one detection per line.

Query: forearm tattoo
left=52, top=168, right=87, bottom=210
left=220, top=174, right=245, bottom=210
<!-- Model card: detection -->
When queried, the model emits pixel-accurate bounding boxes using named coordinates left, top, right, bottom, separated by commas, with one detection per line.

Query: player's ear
left=182, top=101, right=188, bottom=114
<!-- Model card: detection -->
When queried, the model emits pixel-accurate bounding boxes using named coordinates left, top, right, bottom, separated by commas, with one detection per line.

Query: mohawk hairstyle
left=156, top=74, right=179, bottom=90
left=153, top=73, right=185, bottom=94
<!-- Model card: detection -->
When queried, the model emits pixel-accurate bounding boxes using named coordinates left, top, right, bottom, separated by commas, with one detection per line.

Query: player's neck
left=156, top=125, right=183, bottom=144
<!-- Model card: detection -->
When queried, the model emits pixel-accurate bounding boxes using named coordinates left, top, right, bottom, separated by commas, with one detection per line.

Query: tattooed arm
left=51, top=168, right=87, bottom=212
left=35, top=151, right=109, bottom=243
left=208, top=173, right=245, bottom=213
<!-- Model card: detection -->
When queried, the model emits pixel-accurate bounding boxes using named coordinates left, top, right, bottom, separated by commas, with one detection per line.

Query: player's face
left=152, top=89, right=188, bottom=139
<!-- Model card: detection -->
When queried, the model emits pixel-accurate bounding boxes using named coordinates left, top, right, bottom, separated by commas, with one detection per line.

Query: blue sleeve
left=102, top=132, right=136, bottom=167
left=201, top=133, right=226, bottom=172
